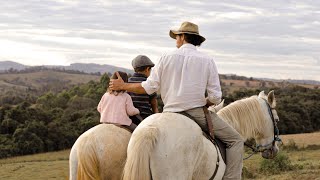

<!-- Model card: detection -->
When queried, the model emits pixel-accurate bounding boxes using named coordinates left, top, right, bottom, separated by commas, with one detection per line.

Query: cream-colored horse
left=69, top=103, right=224, bottom=180
left=123, top=90, right=280, bottom=180
left=69, top=124, right=131, bottom=180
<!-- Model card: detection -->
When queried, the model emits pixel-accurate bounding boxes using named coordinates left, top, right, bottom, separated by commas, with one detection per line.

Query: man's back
left=145, top=43, right=221, bottom=112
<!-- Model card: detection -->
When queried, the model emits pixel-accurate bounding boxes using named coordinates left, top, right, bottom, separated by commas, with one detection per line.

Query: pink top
left=97, top=92, right=140, bottom=126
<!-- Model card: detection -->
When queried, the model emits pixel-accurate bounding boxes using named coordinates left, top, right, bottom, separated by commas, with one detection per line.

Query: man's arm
left=150, top=96, right=159, bottom=113
left=109, top=72, right=147, bottom=94
left=206, top=60, right=222, bottom=105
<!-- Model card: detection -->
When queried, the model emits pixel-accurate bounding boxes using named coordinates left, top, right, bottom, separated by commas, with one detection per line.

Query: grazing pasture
left=281, top=132, right=320, bottom=147
left=0, top=133, right=319, bottom=180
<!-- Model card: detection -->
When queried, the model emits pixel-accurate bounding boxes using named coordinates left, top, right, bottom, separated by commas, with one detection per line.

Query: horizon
left=0, top=1, right=319, bottom=81
left=2, top=60, right=320, bottom=83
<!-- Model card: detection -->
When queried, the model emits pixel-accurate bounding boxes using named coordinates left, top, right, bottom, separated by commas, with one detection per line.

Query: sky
left=0, top=0, right=319, bottom=81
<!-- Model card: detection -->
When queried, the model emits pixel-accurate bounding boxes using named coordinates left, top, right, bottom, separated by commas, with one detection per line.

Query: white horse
left=69, top=104, right=224, bottom=180
left=69, top=124, right=132, bottom=180
left=68, top=101, right=224, bottom=180
left=123, top=90, right=280, bottom=180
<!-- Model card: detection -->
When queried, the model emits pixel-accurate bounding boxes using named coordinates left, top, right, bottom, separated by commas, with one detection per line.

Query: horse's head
left=256, top=90, right=281, bottom=159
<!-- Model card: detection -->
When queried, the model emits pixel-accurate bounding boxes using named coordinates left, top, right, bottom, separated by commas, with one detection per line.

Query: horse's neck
left=217, top=97, right=265, bottom=141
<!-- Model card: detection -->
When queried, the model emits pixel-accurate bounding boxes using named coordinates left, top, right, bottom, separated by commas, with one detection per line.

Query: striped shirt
left=128, top=73, right=157, bottom=119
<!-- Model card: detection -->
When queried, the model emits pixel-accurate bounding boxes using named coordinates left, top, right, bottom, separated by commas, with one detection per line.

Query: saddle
left=116, top=125, right=133, bottom=133
left=202, top=132, right=226, bottom=163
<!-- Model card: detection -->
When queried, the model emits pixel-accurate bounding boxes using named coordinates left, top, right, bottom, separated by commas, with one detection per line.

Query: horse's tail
left=76, top=136, right=100, bottom=180
left=123, top=126, right=159, bottom=180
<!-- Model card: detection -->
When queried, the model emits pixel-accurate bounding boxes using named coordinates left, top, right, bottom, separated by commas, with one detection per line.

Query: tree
left=13, top=128, right=44, bottom=154
left=36, top=92, right=56, bottom=109
left=100, top=73, right=110, bottom=90
left=67, top=96, right=96, bottom=111
left=260, top=81, right=266, bottom=87
left=1, top=118, right=19, bottom=134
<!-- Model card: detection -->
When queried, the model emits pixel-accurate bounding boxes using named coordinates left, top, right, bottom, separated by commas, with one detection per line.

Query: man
left=110, top=21, right=243, bottom=180
left=128, top=55, right=159, bottom=125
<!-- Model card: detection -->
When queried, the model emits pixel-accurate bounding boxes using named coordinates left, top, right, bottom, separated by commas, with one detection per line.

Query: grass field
left=0, top=150, right=70, bottom=180
left=281, top=132, right=320, bottom=147
left=0, top=133, right=319, bottom=180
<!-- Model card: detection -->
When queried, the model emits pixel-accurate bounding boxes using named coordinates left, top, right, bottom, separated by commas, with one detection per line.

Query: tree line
left=1, top=66, right=101, bottom=76
left=0, top=74, right=319, bottom=158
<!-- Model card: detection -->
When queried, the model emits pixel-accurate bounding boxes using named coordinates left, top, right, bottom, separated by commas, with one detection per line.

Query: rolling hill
left=0, top=61, right=133, bottom=75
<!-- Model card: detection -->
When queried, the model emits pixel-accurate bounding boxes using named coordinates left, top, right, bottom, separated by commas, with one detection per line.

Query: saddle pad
left=203, top=132, right=226, bottom=163
left=115, top=125, right=133, bottom=133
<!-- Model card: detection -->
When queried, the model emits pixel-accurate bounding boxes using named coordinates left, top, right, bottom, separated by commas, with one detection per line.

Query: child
left=128, top=55, right=159, bottom=125
left=97, top=71, right=139, bottom=131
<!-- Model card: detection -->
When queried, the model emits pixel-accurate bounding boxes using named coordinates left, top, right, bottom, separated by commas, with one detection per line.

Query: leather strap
left=203, top=106, right=214, bottom=139
left=209, top=143, right=220, bottom=180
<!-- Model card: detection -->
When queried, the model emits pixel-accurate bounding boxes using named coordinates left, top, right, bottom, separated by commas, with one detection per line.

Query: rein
left=243, top=98, right=282, bottom=160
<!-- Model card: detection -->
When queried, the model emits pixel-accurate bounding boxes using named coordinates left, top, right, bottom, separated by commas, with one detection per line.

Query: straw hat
left=169, top=21, right=206, bottom=43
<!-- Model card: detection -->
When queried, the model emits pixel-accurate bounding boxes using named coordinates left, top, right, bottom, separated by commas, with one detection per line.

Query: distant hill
left=0, top=70, right=101, bottom=105
left=48, top=63, right=133, bottom=74
left=257, top=77, right=320, bottom=85
left=0, top=61, right=133, bottom=74
left=0, top=61, right=319, bottom=87
left=0, top=61, right=29, bottom=71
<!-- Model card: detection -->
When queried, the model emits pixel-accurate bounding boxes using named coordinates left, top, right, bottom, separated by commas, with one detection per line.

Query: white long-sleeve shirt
left=142, top=43, right=222, bottom=112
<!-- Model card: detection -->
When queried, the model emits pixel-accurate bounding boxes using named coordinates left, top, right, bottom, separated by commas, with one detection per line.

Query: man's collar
left=180, top=43, right=196, bottom=50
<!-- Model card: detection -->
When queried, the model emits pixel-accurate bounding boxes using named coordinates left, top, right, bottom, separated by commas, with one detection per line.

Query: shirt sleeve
left=125, top=94, right=140, bottom=116
left=141, top=57, right=162, bottom=95
left=207, top=59, right=222, bottom=105
left=97, top=94, right=105, bottom=113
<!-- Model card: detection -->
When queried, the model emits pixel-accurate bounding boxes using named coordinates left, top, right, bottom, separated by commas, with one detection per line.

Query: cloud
left=0, top=0, right=319, bottom=80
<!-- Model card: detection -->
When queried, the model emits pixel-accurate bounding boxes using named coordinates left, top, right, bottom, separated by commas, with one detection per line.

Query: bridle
left=244, top=98, right=282, bottom=160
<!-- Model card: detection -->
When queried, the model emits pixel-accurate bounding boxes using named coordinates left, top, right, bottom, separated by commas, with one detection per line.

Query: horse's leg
left=69, top=141, right=78, bottom=180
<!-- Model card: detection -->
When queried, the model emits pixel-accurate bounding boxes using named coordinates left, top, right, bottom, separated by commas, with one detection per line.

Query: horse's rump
left=123, top=113, right=222, bottom=180
left=72, top=124, right=131, bottom=180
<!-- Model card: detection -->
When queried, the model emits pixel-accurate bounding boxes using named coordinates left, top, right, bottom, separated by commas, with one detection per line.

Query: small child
left=97, top=71, right=139, bottom=131
left=128, top=55, right=159, bottom=125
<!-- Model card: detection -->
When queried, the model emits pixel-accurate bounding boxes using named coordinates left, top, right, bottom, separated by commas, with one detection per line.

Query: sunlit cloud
left=0, top=40, right=68, bottom=65
left=0, top=0, right=319, bottom=81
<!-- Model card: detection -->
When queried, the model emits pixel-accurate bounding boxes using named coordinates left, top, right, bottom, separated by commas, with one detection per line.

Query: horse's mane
left=217, top=95, right=271, bottom=141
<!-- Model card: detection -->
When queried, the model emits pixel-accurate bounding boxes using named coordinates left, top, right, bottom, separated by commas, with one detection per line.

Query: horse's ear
left=267, top=90, right=275, bottom=106
left=258, top=91, right=266, bottom=98
left=216, top=99, right=224, bottom=111
left=208, top=99, right=224, bottom=113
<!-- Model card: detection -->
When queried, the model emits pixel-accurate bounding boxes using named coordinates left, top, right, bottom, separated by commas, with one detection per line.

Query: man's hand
left=205, top=98, right=215, bottom=108
left=109, top=72, right=125, bottom=91
left=109, top=72, right=147, bottom=94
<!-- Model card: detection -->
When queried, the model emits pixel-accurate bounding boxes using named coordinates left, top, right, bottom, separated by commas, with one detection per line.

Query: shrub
left=304, top=144, right=320, bottom=150
left=242, top=166, right=256, bottom=179
left=282, top=139, right=299, bottom=151
left=259, top=152, right=294, bottom=174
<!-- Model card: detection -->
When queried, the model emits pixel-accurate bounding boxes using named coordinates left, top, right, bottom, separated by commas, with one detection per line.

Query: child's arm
left=150, top=95, right=159, bottom=113
left=126, top=94, right=140, bottom=116
left=97, top=94, right=105, bottom=113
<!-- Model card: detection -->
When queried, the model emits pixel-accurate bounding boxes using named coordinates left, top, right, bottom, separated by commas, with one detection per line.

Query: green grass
left=243, top=149, right=320, bottom=180
left=1, top=148, right=319, bottom=180
left=0, top=150, right=70, bottom=180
